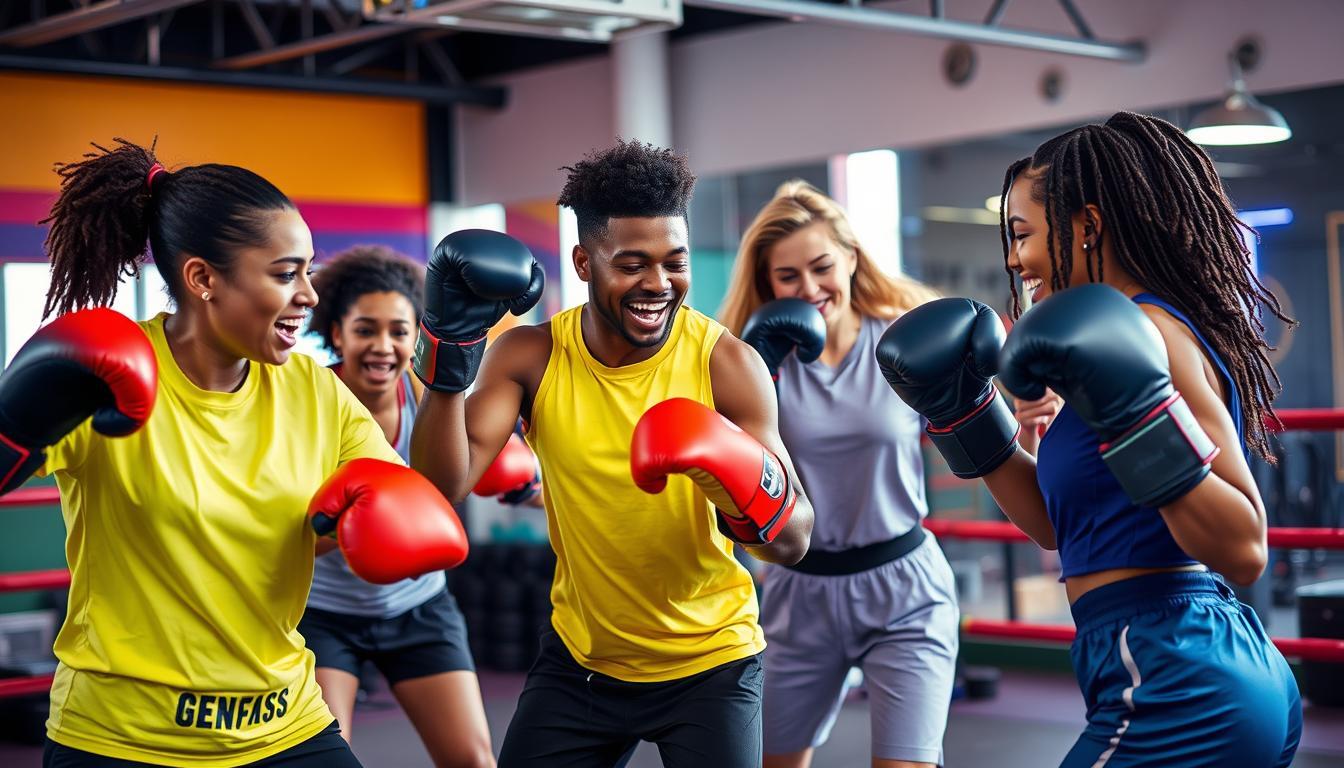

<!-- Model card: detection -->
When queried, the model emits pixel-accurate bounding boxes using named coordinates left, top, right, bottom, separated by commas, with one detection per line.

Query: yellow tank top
left=527, top=305, right=764, bottom=682
left=37, top=313, right=400, bottom=766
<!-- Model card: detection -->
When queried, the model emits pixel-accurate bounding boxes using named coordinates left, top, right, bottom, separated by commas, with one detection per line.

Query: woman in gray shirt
left=721, top=181, right=959, bottom=768
left=302, top=246, right=494, bottom=767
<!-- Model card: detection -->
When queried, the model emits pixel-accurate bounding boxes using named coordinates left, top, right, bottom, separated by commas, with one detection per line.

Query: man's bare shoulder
left=484, top=323, right=553, bottom=396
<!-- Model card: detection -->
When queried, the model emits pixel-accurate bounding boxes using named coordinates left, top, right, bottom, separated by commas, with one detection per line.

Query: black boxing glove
left=876, top=298, right=1019, bottom=478
left=999, top=284, right=1218, bottom=507
left=741, top=298, right=827, bottom=383
left=413, top=230, right=545, bottom=393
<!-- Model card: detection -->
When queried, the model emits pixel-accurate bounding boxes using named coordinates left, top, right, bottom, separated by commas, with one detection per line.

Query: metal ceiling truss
left=0, top=0, right=505, bottom=106
left=0, top=0, right=199, bottom=48
left=365, top=0, right=682, bottom=44
left=0, top=0, right=1143, bottom=106
left=681, top=0, right=1146, bottom=62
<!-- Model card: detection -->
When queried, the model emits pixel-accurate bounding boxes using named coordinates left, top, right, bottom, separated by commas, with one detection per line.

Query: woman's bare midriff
left=1065, top=564, right=1208, bottom=605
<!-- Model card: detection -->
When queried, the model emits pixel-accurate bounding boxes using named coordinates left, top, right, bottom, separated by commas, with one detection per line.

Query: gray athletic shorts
left=760, top=533, right=959, bottom=764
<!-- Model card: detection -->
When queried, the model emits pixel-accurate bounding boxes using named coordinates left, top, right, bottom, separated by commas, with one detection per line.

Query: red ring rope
left=923, top=519, right=1344, bottom=549
left=0, top=674, right=54, bottom=698
left=962, top=618, right=1344, bottom=663
left=1268, top=409, right=1344, bottom=432
left=0, top=486, right=59, bottom=507
left=4, top=408, right=1344, bottom=698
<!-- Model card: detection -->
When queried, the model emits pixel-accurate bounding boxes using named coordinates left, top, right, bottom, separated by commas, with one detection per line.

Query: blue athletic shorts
left=1062, top=571, right=1301, bottom=768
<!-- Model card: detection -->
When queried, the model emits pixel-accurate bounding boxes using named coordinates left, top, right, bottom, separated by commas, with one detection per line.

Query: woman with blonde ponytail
left=722, top=181, right=956, bottom=768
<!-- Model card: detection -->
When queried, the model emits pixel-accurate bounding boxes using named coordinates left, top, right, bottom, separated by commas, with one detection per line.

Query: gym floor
left=12, top=667, right=1335, bottom=767
left=362, top=669, right=1344, bottom=767
left=2, top=669, right=1340, bottom=765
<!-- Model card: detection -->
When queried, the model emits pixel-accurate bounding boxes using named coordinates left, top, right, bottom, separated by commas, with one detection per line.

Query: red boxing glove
left=0, top=308, right=156, bottom=494
left=631, top=398, right=795, bottom=544
left=473, top=433, right=540, bottom=504
left=308, top=459, right=469, bottom=584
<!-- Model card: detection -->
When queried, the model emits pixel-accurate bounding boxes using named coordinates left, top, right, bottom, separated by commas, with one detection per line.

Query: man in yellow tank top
left=411, top=141, right=814, bottom=767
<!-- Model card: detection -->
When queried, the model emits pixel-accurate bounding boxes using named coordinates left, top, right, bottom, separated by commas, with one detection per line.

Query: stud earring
left=201, top=291, right=211, bottom=301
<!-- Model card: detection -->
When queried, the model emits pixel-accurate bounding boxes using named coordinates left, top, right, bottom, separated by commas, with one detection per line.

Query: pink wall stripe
left=502, top=210, right=559, bottom=255
left=0, top=191, right=426, bottom=236
left=296, top=201, right=426, bottom=234
left=0, top=190, right=54, bottom=225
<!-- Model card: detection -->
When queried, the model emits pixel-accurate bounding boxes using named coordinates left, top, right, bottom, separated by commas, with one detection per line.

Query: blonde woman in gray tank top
left=722, top=181, right=960, bottom=768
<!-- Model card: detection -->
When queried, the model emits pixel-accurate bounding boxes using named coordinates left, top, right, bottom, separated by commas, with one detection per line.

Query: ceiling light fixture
left=1187, top=46, right=1291, bottom=146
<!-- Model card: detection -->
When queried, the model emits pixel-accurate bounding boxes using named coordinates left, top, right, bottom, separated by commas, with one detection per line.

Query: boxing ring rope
left=922, top=518, right=1344, bottom=549
left=2, top=410, right=1344, bottom=699
left=1268, top=409, right=1344, bottom=432
left=959, top=618, right=1344, bottom=663
left=0, top=486, right=59, bottom=507
left=934, top=406, right=1344, bottom=666
left=923, top=517, right=1344, bottom=661
left=0, top=486, right=61, bottom=698
left=0, top=674, right=54, bottom=697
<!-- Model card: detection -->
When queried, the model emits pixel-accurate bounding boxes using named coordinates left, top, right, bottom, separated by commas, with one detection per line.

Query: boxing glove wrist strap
left=1100, top=393, right=1220, bottom=508
left=413, top=322, right=485, bottom=394
left=925, top=389, right=1020, bottom=479
left=716, top=450, right=796, bottom=545
left=717, top=486, right=795, bottom=545
left=0, top=432, right=44, bottom=495
left=500, top=474, right=541, bottom=505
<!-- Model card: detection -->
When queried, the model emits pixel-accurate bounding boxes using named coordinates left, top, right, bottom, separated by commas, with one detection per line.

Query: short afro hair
left=557, top=138, right=696, bottom=246
left=307, top=245, right=425, bottom=353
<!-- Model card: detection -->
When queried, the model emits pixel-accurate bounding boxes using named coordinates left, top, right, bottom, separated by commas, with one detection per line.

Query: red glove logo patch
left=759, top=450, right=785, bottom=500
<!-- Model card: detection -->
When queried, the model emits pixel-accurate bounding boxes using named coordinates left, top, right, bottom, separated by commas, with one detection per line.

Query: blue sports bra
left=1035, top=293, right=1244, bottom=579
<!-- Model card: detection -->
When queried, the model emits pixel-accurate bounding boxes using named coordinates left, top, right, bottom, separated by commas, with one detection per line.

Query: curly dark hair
left=307, top=245, right=425, bottom=353
left=996, top=111, right=1295, bottom=460
left=557, top=138, right=696, bottom=245
left=41, top=137, right=293, bottom=319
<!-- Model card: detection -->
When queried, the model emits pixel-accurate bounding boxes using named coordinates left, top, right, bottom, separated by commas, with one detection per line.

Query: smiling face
left=331, top=290, right=416, bottom=401
left=764, top=221, right=856, bottom=331
left=1005, top=169, right=1092, bottom=306
left=204, top=208, right=318, bottom=365
left=576, top=215, right=690, bottom=350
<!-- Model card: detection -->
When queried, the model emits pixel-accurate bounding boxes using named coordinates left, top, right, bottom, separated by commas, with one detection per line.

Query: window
left=0, top=265, right=342, bottom=367
left=558, top=205, right=585, bottom=311
left=840, top=149, right=902, bottom=276
left=3, top=264, right=136, bottom=364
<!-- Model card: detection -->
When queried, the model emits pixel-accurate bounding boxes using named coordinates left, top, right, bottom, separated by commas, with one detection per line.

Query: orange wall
left=0, top=73, right=426, bottom=205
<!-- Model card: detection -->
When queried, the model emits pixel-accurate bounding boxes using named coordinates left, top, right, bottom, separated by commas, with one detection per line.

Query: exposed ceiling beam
left=0, top=52, right=507, bottom=107
left=983, top=0, right=1008, bottom=26
left=419, top=38, right=462, bottom=86
left=0, top=0, right=199, bottom=48
left=681, top=0, right=1146, bottom=62
left=322, top=4, right=359, bottom=33
left=214, top=22, right=407, bottom=69
left=235, top=0, right=276, bottom=50
left=1057, top=0, right=1094, bottom=40
left=326, top=36, right=402, bottom=75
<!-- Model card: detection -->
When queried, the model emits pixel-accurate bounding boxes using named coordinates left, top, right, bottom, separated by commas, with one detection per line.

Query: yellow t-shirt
left=38, top=313, right=400, bottom=766
left=527, top=305, right=764, bottom=683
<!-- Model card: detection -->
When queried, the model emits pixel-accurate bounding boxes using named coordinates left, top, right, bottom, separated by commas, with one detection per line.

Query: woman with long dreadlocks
left=876, top=111, right=1301, bottom=767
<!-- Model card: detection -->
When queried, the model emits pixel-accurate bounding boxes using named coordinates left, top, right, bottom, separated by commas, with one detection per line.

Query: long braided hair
left=997, top=111, right=1294, bottom=460
left=42, top=137, right=294, bottom=319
